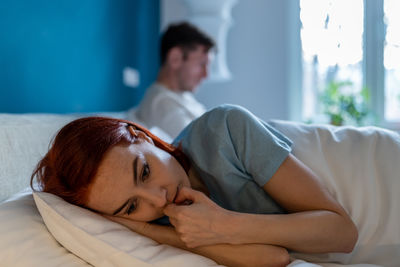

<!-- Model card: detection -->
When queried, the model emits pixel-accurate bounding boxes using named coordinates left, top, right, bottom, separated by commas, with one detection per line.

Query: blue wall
left=0, top=0, right=159, bottom=113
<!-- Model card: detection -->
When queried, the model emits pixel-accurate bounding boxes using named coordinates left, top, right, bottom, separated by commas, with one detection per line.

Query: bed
left=0, top=109, right=399, bottom=267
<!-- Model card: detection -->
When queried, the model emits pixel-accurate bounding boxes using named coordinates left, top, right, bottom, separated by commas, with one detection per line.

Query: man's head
left=159, top=22, right=215, bottom=92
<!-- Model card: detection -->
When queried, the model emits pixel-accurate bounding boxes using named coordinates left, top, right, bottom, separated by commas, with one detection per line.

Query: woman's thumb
left=174, top=186, right=198, bottom=205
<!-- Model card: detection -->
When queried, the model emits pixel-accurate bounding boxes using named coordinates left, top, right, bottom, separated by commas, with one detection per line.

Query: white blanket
left=269, top=120, right=400, bottom=267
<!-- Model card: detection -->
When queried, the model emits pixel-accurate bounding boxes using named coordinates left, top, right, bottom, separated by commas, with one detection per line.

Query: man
left=135, top=22, right=215, bottom=138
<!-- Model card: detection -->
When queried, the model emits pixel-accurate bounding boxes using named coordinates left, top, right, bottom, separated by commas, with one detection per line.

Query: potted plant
left=320, top=80, right=371, bottom=126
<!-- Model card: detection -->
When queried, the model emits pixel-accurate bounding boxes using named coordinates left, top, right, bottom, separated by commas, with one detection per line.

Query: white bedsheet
left=269, top=120, right=400, bottom=267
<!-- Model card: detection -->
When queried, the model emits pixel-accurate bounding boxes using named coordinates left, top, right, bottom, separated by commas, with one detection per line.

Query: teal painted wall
left=0, top=0, right=159, bottom=113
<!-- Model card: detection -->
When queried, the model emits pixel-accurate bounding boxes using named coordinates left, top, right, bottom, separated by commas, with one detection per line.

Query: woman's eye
left=142, top=163, right=150, bottom=181
left=126, top=201, right=137, bottom=215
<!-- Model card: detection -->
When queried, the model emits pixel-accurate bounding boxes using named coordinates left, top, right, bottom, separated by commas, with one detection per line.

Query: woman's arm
left=164, top=155, right=358, bottom=253
left=228, top=154, right=358, bottom=253
left=106, top=216, right=290, bottom=267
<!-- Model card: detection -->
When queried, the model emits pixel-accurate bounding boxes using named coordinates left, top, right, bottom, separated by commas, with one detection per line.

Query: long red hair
left=31, top=117, right=190, bottom=206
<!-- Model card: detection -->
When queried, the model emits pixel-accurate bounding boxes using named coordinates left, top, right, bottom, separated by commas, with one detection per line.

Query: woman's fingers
left=163, top=203, right=183, bottom=219
left=163, top=188, right=234, bottom=247
left=174, top=186, right=202, bottom=204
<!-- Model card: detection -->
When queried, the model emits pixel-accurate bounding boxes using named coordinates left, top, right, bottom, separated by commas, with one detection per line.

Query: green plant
left=320, top=80, right=370, bottom=126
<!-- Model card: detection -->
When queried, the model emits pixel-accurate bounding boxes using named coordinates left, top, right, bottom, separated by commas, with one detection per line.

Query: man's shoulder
left=145, top=83, right=186, bottom=104
left=138, top=83, right=179, bottom=113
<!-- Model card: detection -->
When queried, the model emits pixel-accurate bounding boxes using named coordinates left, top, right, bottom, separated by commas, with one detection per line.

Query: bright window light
left=300, top=0, right=364, bottom=122
left=384, top=0, right=400, bottom=122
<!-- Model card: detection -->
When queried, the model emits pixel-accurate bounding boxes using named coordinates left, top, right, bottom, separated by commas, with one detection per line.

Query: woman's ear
left=167, top=47, right=184, bottom=69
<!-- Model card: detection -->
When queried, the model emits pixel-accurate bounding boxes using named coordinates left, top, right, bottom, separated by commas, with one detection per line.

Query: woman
left=31, top=104, right=358, bottom=267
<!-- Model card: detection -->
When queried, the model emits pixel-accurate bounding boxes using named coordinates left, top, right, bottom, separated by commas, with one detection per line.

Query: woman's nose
left=142, top=187, right=168, bottom=208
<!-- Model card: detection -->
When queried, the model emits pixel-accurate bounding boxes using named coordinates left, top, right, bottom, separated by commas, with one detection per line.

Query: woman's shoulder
left=172, top=104, right=245, bottom=146
left=205, top=104, right=251, bottom=117
left=195, top=104, right=254, bottom=128
left=175, top=104, right=260, bottom=139
left=189, top=104, right=292, bottom=150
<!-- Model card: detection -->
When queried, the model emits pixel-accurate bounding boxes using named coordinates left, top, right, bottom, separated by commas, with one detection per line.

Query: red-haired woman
left=32, top=104, right=360, bottom=267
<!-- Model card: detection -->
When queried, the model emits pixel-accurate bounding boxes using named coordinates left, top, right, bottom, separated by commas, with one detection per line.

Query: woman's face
left=86, top=133, right=191, bottom=222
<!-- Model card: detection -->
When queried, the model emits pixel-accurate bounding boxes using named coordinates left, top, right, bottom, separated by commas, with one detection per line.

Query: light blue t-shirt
left=172, top=104, right=292, bottom=214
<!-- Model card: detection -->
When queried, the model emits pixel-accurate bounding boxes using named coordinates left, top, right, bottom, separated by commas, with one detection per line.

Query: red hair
left=31, top=117, right=190, bottom=206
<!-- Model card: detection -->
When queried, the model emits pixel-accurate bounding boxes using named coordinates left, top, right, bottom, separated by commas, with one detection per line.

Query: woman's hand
left=104, top=209, right=291, bottom=267
left=163, top=187, right=234, bottom=248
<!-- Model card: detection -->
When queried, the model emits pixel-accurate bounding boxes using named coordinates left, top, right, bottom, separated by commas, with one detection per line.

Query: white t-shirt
left=135, top=83, right=206, bottom=138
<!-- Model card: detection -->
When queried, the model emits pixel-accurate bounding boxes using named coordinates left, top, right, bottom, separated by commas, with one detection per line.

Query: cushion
left=0, top=188, right=90, bottom=267
left=0, top=113, right=78, bottom=202
left=0, top=189, right=371, bottom=267
left=33, top=191, right=220, bottom=267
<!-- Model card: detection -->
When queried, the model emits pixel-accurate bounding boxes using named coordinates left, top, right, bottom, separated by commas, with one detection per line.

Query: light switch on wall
left=123, top=67, right=140, bottom=88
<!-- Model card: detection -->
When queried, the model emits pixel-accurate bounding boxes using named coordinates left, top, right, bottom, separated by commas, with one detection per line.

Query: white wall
left=161, top=0, right=300, bottom=122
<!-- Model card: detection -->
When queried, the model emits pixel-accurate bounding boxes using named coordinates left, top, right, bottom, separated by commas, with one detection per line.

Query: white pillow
left=0, top=113, right=78, bottom=202
left=0, top=188, right=90, bottom=267
left=33, top=191, right=221, bottom=267
left=0, top=189, right=369, bottom=267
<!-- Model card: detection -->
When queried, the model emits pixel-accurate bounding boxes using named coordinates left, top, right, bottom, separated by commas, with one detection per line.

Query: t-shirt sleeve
left=175, top=104, right=292, bottom=187
left=224, top=106, right=292, bottom=186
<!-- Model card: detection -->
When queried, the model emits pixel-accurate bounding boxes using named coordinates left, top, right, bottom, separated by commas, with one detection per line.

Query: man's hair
left=160, top=22, right=215, bottom=65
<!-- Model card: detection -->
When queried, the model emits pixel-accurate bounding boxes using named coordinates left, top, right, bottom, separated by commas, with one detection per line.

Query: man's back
left=136, top=83, right=206, bottom=138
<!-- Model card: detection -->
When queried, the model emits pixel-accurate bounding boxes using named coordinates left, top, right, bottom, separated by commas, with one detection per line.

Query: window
left=299, top=0, right=400, bottom=128
left=384, top=0, right=400, bottom=122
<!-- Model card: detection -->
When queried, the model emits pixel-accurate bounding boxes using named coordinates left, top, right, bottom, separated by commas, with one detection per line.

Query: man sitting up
left=135, top=22, right=215, bottom=138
